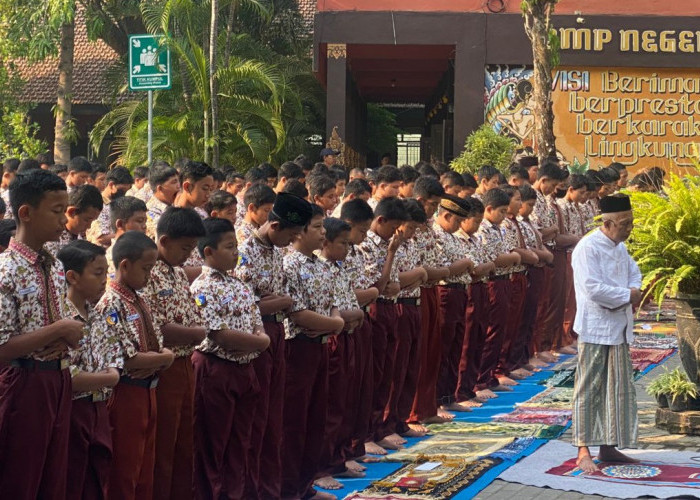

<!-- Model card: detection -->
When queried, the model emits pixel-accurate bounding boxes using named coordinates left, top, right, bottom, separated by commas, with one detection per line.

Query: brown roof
left=297, top=0, right=316, bottom=31
left=13, top=6, right=121, bottom=106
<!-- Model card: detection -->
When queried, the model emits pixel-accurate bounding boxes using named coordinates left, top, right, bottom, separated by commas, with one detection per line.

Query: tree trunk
left=523, top=1, right=557, bottom=164
left=210, top=0, right=219, bottom=168
left=54, top=15, right=76, bottom=164
left=224, top=0, right=237, bottom=67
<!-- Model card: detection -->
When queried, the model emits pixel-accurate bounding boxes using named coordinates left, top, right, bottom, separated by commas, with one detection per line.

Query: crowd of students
left=0, top=151, right=632, bottom=500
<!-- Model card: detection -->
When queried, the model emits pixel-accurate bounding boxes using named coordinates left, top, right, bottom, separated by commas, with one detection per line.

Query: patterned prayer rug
left=548, top=459, right=700, bottom=488
left=343, top=494, right=423, bottom=500
left=630, top=348, right=675, bottom=372
left=550, top=357, right=578, bottom=372
left=633, top=322, right=677, bottom=335
left=493, top=407, right=572, bottom=426
left=631, top=334, right=678, bottom=350
left=541, top=369, right=576, bottom=388
left=426, top=421, right=565, bottom=439
left=518, top=387, right=573, bottom=410
left=488, top=437, right=544, bottom=461
left=635, top=305, right=676, bottom=322
left=383, top=435, right=513, bottom=462
left=360, top=457, right=504, bottom=499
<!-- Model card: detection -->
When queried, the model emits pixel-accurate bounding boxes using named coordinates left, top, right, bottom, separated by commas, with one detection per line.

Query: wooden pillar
left=326, top=43, right=347, bottom=143
left=453, top=40, right=486, bottom=159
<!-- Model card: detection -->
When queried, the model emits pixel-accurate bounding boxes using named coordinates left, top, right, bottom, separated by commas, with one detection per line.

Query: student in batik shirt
left=339, top=199, right=380, bottom=465
left=146, top=163, right=181, bottom=239
left=104, top=196, right=148, bottom=280
left=125, top=166, right=151, bottom=200
left=96, top=231, right=175, bottom=500
left=274, top=161, right=305, bottom=193
left=366, top=165, right=401, bottom=209
left=85, top=166, right=133, bottom=247
left=234, top=191, right=310, bottom=500
left=282, top=204, right=344, bottom=500
left=66, top=156, right=93, bottom=192
left=236, top=183, right=275, bottom=244
left=308, top=173, right=339, bottom=216
left=580, top=179, right=598, bottom=231
left=474, top=188, right=522, bottom=400
left=205, top=190, right=237, bottom=225
left=58, top=240, right=121, bottom=499
left=234, top=167, right=268, bottom=226
left=441, top=170, right=465, bottom=197
left=46, top=184, right=103, bottom=257
left=473, top=165, right=501, bottom=201
left=174, top=161, right=214, bottom=273
left=0, top=170, right=86, bottom=498
left=398, top=165, right=420, bottom=199
left=190, top=218, right=270, bottom=499
left=0, top=157, right=19, bottom=219
left=315, top=217, right=367, bottom=491
left=140, top=208, right=207, bottom=500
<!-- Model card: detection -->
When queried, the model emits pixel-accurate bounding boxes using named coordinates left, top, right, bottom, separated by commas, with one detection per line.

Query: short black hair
left=105, top=166, right=133, bottom=186
left=69, top=184, right=103, bottom=213
left=258, top=162, right=278, bottom=180
left=112, top=231, right=157, bottom=266
left=509, top=164, right=530, bottom=180
left=403, top=198, right=427, bottom=223
left=519, top=184, right=537, bottom=202
left=181, top=161, right=214, bottom=184
left=413, top=176, right=445, bottom=199
left=308, top=203, right=325, bottom=222
left=432, top=161, right=450, bottom=176
left=340, top=198, right=374, bottom=223
left=243, top=183, right=276, bottom=208
left=149, top=163, right=179, bottom=191
left=0, top=197, right=5, bottom=216
left=57, top=239, right=106, bottom=274
left=2, top=158, right=20, bottom=175
left=374, top=197, right=409, bottom=222
left=311, top=163, right=329, bottom=177
left=500, top=185, right=518, bottom=200
left=329, top=165, right=349, bottom=184
left=462, top=173, right=478, bottom=189
left=157, top=207, right=206, bottom=239
left=399, top=165, right=420, bottom=184
left=110, top=196, right=147, bottom=231
left=49, top=163, right=67, bottom=176
left=442, top=170, right=465, bottom=187
left=467, top=197, right=485, bottom=216
left=207, top=190, right=237, bottom=214
left=415, top=162, right=439, bottom=179
left=278, top=161, right=303, bottom=181
left=482, top=188, right=511, bottom=209
left=323, top=217, right=351, bottom=242
left=225, top=171, right=244, bottom=184
left=585, top=170, right=605, bottom=187
left=68, top=156, right=93, bottom=174
left=0, top=219, right=16, bottom=247
left=600, top=166, right=620, bottom=183
left=295, top=156, right=313, bottom=173
left=9, top=169, right=66, bottom=221
left=18, top=159, right=40, bottom=173
left=519, top=156, right=539, bottom=168
left=281, top=179, right=308, bottom=199
left=537, top=161, right=564, bottom=180
left=477, top=165, right=500, bottom=181
left=198, top=217, right=235, bottom=257
left=375, top=165, right=401, bottom=184
left=244, top=166, right=267, bottom=185
left=569, top=174, right=588, bottom=191
left=308, top=174, right=336, bottom=200
left=344, top=178, right=371, bottom=197
left=212, top=169, right=225, bottom=183
left=90, top=163, right=108, bottom=180
left=36, top=152, right=53, bottom=166
left=132, top=166, right=150, bottom=180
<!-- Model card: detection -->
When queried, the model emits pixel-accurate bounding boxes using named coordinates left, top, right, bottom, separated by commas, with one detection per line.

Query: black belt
left=294, top=333, right=328, bottom=344
left=120, top=375, right=159, bottom=389
left=488, top=274, right=510, bottom=281
left=75, top=391, right=108, bottom=403
left=261, top=313, right=284, bottom=324
left=376, top=298, right=397, bottom=305
left=440, top=283, right=466, bottom=290
left=10, top=358, right=69, bottom=371
left=397, top=297, right=421, bottom=306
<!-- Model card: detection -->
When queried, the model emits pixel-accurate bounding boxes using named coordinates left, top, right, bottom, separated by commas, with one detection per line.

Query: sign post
left=128, top=34, right=171, bottom=164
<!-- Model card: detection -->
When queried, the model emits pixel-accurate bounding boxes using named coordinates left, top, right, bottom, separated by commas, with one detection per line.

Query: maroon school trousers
left=281, top=336, right=329, bottom=500
left=350, top=312, right=373, bottom=458
left=108, top=380, right=157, bottom=500
left=562, top=252, right=577, bottom=344
left=368, top=300, right=398, bottom=442
left=192, top=351, right=259, bottom=500
left=244, top=319, right=285, bottom=499
left=476, top=277, right=511, bottom=391
left=533, top=264, right=554, bottom=353
left=436, top=285, right=467, bottom=406
left=543, top=249, right=569, bottom=351
left=67, top=398, right=112, bottom=500
left=154, top=356, right=194, bottom=500
left=456, top=282, right=488, bottom=402
left=0, top=363, right=71, bottom=500
left=410, top=287, right=441, bottom=422
left=381, top=300, right=421, bottom=436
left=498, top=272, right=528, bottom=375
left=515, top=266, right=545, bottom=367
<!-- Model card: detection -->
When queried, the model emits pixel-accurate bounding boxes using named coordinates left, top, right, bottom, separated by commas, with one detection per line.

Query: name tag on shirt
left=221, top=295, right=233, bottom=305
left=158, top=289, right=174, bottom=297
left=18, top=285, right=37, bottom=296
left=126, top=313, right=140, bottom=322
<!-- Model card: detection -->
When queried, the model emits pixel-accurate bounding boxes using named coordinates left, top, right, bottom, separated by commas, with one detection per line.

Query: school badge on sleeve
left=238, top=254, right=248, bottom=267
left=195, top=293, right=207, bottom=307
left=105, top=310, right=119, bottom=326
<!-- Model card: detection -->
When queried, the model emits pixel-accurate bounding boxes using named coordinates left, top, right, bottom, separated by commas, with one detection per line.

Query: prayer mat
left=383, top=435, right=513, bottom=462
left=500, top=440, right=700, bottom=498
left=631, top=334, right=678, bottom=350
left=362, top=457, right=504, bottom=499
left=343, top=494, right=423, bottom=500
left=633, top=322, right=677, bottom=335
left=630, top=348, right=675, bottom=371
left=518, top=387, right=573, bottom=410
left=541, top=369, right=576, bottom=388
left=488, top=437, right=545, bottom=462
left=635, top=306, right=676, bottom=322
left=550, top=357, right=578, bottom=372
left=493, top=408, right=571, bottom=426
left=426, top=421, right=565, bottom=439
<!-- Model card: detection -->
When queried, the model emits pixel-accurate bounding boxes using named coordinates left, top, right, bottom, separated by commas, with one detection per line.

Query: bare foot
left=402, top=427, right=427, bottom=437
left=493, top=384, right=514, bottom=392
left=407, top=422, right=429, bottom=434
left=357, top=454, right=381, bottom=463
left=497, top=376, right=519, bottom=386
left=310, top=490, right=338, bottom=500
left=453, top=399, right=484, bottom=409
left=558, top=346, right=577, bottom=355
left=523, top=363, right=541, bottom=372
left=537, top=351, right=557, bottom=363
left=385, top=433, right=407, bottom=445
left=376, top=437, right=402, bottom=450
left=345, top=459, right=366, bottom=472
left=335, top=468, right=365, bottom=478
left=576, top=454, right=599, bottom=474
left=598, top=446, right=640, bottom=464
left=364, top=441, right=387, bottom=455
left=423, top=414, right=451, bottom=424
left=441, top=402, right=472, bottom=412
left=511, top=368, right=533, bottom=379
left=437, top=408, right=456, bottom=420
left=476, top=389, right=498, bottom=399
left=314, top=476, right=343, bottom=490
left=472, top=395, right=488, bottom=403
left=529, top=357, right=548, bottom=368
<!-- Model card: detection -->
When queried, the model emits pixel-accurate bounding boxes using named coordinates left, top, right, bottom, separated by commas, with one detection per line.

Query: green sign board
left=128, top=34, right=171, bottom=91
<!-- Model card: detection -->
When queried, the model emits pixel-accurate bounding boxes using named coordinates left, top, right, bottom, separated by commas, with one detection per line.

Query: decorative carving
left=327, top=43, right=347, bottom=60
left=327, top=126, right=365, bottom=170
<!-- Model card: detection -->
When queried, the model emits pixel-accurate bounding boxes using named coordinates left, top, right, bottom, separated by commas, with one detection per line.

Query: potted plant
left=666, top=368, right=699, bottom=412
left=450, top=125, right=515, bottom=175
left=627, top=174, right=700, bottom=385
left=646, top=370, right=673, bottom=408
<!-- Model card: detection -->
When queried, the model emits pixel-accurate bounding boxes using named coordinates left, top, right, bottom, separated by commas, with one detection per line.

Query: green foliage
left=450, top=125, right=515, bottom=174
left=628, top=174, right=700, bottom=306
left=0, top=65, right=47, bottom=159
left=568, top=156, right=590, bottom=175
left=647, top=367, right=673, bottom=397
left=365, top=104, right=400, bottom=160
left=665, top=368, right=697, bottom=401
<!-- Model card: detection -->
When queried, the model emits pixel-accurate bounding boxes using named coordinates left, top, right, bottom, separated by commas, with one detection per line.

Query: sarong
left=572, top=342, right=637, bottom=448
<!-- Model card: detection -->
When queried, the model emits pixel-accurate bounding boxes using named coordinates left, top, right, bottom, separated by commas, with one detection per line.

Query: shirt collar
left=594, top=228, right=621, bottom=247
left=200, top=265, right=229, bottom=280
left=109, top=280, right=140, bottom=303
left=8, top=237, right=53, bottom=266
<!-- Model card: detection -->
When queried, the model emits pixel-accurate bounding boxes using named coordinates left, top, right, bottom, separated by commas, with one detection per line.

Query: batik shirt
left=105, top=241, right=116, bottom=280
left=235, top=192, right=246, bottom=224
left=455, top=228, right=490, bottom=267
left=0, top=239, right=71, bottom=360
left=501, top=216, right=526, bottom=273
left=235, top=219, right=257, bottom=246
left=531, top=190, right=557, bottom=247
left=476, top=219, right=510, bottom=276
left=95, top=281, right=163, bottom=377
left=1, top=189, right=12, bottom=219
left=146, top=197, right=169, bottom=239
left=413, top=224, right=441, bottom=289
left=235, top=233, right=286, bottom=299
left=86, top=201, right=111, bottom=246
left=517, top=216, right=543, bottom=251
left=179, top=207, right=207, bottom=268
left=283, top=249, right=337, bottom=340
left=126, top=184, right=153, bottom=203
left=396, top=238, right=422, bottom=298
left=556, top=198, right=586, bottom=238
left=45, top=229, right=81, bottom=257
left=581, top=199, right=598, bottom=232
left=433, top=223, right=472, bottom=286
left=191, top=266, right=262, bottom=364
left=358, top=230, right=400, bottom=299
left=67, top=300, right=123, bottom=399
left=319, top=255, right=360, bottom=310
left=140, top=259, right=201, bottom=357
left=345, top=244, right=373, bottom=291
